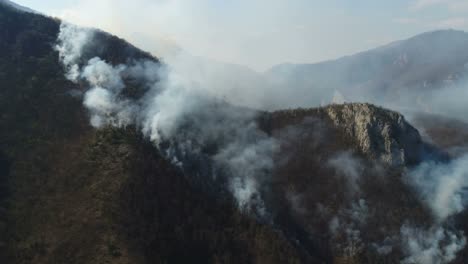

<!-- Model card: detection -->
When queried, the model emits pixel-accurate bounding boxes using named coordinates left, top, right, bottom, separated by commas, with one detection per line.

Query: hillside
left=261, top=104, right=445, bottom=263
left=0, top=3, right=307, bottom=263
left=1, top=1, right=468, bottom=264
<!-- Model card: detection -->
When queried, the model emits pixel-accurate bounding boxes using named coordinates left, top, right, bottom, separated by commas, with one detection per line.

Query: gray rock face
left=324, top=103, right=423, bottom=167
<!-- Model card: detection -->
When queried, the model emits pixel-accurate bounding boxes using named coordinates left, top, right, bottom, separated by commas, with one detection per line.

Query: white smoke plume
left=55, top=22, right=277, bottom=215
left=400, top=225, right=466, bottom=264
left=421, top=81, right=468, bottom=123
left=55, top=23, right=93, bottom=81
left=215, top=134, right=278, bottom=213
left=81, top=58, right=137, bottom=128
left=405, top=154, right=468, bottom=221
left=400, top=152, right=468, bottom=262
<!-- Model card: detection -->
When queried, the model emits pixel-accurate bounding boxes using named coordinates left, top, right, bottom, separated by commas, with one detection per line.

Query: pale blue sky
left=14, top=0, right=468, bottom=70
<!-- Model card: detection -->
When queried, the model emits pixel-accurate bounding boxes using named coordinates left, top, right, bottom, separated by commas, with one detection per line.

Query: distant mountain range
left=166, top=29, right=468, bottom=119
left=266, top=29, right=468, bottom=111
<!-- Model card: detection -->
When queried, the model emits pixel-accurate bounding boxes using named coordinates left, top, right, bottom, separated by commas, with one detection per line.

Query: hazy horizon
left=12, top=0, right=468, bottom=71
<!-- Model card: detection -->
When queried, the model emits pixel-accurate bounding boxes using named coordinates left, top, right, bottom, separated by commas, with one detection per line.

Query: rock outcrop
left=324, top=103, right=424, bottom=167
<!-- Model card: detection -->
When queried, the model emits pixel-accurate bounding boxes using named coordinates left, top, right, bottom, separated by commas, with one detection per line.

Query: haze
left=15, top=0, right=468, bottom=71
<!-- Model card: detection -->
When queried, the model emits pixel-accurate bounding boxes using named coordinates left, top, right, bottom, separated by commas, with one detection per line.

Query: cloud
left=447, top=1, right=468, bottom=12
left=393, top=17, right=420, bottom=25
left=412, top=0, right=468, bottom=12
left=435, top=17, right=468, bottom=28
left=412, top=0, right=452, bottom=9
left=409, top=1, right=468, bottom=30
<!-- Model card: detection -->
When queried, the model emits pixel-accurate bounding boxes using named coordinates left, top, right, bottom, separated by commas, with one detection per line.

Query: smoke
left=328, top=199, right=369, bottom=258
left=400, top=225, right=466, bottom=264
left=420, top=81, right=468, bottom=122
left=372, top=237, right=396, bottom=256
left=54, top=11, right=468, bottom=263
left=140, top=30, right=468, bottom=113
left=399, top=150, right=468, bottom=262
left=81, top=58, right=137, bottom=128
left=55, top=22, right=277, bottom=215
left=327, top=151, right=364, bottom=194
left=405, top=154, right=468, bottom=221
left=55, top=23, right=94, bottom=81
left=48, top=1, right=468, bottom=115
left=215, top=134, right=278, bottom=212
left=49, top=2, right=468, bottom=116
left=160, top=52, right=280, bottom=110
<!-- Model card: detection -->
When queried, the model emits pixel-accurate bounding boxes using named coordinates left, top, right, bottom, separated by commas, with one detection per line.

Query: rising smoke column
left=398, top=152, right=468, bottom=263
left=400, top=224, right=466, bottom=264
left=55, top=23, right=94, bottom=81
left=55, top=22, right=277, bottom=215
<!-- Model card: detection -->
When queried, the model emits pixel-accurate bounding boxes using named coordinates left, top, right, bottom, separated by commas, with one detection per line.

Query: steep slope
left=5, top=126, right=305, bottom=264
left=261, top=104, right=463, bottom=264
left=0, top=3, right=308, bottom=264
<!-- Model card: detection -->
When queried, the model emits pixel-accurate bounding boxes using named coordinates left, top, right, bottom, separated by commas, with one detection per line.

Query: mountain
left=1, top=1, right=468, bottom=264
left=266, top=30, right=468, bottom=112
left=165, top=30, right=468, bottom=116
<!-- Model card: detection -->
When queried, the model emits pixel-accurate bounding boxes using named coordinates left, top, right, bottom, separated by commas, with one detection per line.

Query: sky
left=14, top=0, right=468, bottom=71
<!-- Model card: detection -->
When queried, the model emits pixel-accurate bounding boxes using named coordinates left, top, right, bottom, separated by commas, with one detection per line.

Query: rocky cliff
left=323, top=103, right=424, bottom=166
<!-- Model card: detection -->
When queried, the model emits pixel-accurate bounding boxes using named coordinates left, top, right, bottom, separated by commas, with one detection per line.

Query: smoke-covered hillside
left=147, top=30, right=468, bottom=121
left=0, top=3, right=307, bottom=263
left=2, top=1, right=468, bottom=264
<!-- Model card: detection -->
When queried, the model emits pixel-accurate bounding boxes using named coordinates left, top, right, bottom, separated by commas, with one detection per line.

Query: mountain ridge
left=0, top=0, right=37, bottom=14
left=265, top=29, right=468, bottom=111
left=268, top=29, right=468, bottom=73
